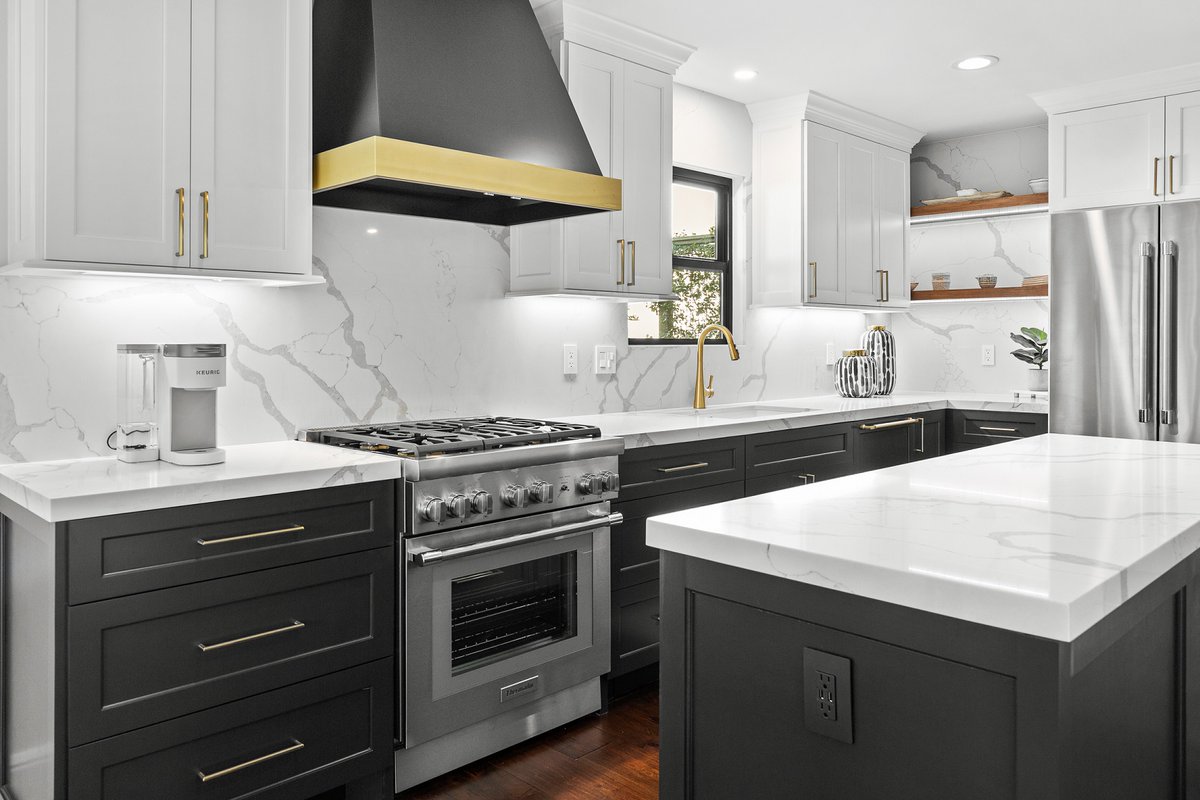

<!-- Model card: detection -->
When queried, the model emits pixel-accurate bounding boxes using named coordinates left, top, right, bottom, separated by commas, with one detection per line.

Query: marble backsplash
left=910, top=125, right=1048, bottom=203
left=0, top=207, right=870, bottom=464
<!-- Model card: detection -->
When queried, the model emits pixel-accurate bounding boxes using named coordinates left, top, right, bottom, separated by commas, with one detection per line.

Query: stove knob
left=446, top=494, right=470, bottom=519
left=529, top=480, right=554, bottom=504
left=501, top=484, right=530, bottom=508
left=470, top=490, right=493, bottom=515
left=576, top=473, right=604, bottom=495
left=419, top=497, right=446, bottom=524
left=599, top=471, right=620, bottom=493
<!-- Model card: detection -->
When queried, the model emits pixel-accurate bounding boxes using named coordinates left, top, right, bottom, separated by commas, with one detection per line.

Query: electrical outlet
left=804, top=647, right=854, bottom=743
left=825, top=343, right=836, bottom=366
left=563, top=344, right=578, bottom=375
left=595, top=345, right=617, bottom=375
left=981, top=344, right=996, bottom=366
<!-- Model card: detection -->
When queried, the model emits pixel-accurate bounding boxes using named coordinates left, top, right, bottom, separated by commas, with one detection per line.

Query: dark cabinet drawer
left=69, top=660, right=393, bottom=800
left=67, top=482, right=396, bottom=604
left=619, top=437, right=745, bottom=501
left=853, top=412, right=944, bottom=471
left=68, top=548, right=394, bottom=745
left=745, top=423, right=855, bottom=483
left=949, top=409, right=1048, bottom=450
left=611, top=581, right=661, bottom=679
left=612, top=482, right=744, bottom=590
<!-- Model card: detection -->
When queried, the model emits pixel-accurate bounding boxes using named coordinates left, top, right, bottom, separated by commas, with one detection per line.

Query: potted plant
left=1010, top=327, right=1049, bottom=391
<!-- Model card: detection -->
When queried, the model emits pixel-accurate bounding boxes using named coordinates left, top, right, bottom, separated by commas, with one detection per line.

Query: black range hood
left=312, top=0, right=621, bottom=226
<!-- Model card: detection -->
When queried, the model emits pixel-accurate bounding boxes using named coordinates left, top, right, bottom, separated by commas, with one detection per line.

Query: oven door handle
left=411, top=512, right=623, bottom=566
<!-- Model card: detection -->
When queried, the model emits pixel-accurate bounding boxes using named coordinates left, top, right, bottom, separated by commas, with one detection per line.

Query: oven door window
left=451, top=552, right=579, bottom=675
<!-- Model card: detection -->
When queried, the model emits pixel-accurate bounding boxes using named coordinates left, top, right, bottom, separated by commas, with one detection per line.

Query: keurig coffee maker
left=157, top=344, right=227, bottom=466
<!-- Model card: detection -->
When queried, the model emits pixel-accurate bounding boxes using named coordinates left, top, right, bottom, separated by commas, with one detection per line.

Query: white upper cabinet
left=189, top=0, right=312, bottom=274
left=750, top=94, right=921, bottom=310
left=44, top=0, right=192, bottom=267
left=509, top=5, right=693, bottom=300
left=1166, top=90, right=1200, bottom=202
left=1049, top=99, right=1166, bottom=211
left=6, top=0, right=315, bottom=282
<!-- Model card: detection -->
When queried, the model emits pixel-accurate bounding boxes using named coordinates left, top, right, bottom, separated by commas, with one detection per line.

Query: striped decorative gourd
left=862, top=325, right=896, bottom=396
left=834, top=350, right=879, bottom=399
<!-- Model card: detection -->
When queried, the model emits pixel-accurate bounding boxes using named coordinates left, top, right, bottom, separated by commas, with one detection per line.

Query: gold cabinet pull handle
left=617, top=239, right=626, bottom=285
left=882, top=269, right=890, bottom=302
left=197, top=740, right=305, bottom=783
left=197, top=620, right=305, bottom=652
left=200, top=191, right=210, bottom=258
left=979, top=426, right=1018, bottom=433
left=808, top=261, right=818, bottom=299
left=176, top=188, right=186, bottom=257
left=629, top=240, right=636, bottom=286
left=859, top=417, right=921, bottom=431
left=1170, top=155, right=1177, bottom=194
left=1154, top=157, right=1161, bottom=196
left=196, top=524, right=305, bottom=546
left=877, top=269, right=887, bottom=302
left=656, top=461, right=709, bottom=474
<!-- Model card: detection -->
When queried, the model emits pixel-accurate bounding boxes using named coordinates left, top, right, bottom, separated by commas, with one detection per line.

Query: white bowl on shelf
left=956, top=188, right=981, bottom=197
left=1029, top=178, right=1049, bottom=193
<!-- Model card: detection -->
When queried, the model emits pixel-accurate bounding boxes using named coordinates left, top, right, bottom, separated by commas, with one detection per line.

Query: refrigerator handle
left=1139, top=242, right=1156, bottom=424
left=1161, top=241, right=1178, bottom=426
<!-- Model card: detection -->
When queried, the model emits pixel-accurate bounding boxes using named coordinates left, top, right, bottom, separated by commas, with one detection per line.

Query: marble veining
left=0, top=440, right=402, bottom=522
left=646, top=434, right=1200, bottom=641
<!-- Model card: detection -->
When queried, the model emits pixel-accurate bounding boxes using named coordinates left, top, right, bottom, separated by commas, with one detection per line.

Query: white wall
left=0, top=83, right=873, bottom=464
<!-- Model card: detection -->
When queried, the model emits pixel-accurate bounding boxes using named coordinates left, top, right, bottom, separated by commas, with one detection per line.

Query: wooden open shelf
left=911, top=192, right=1049, bottom=218
left=911, top=285, right=1048, bottom=302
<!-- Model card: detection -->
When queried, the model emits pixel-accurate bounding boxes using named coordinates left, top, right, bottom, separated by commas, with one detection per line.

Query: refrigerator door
left=1050, top=204, right=1160, bottom=440
left=1158, top=201, right=1200, bottom=443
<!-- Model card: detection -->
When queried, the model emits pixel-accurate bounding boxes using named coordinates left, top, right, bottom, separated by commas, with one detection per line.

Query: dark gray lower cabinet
left=608, top=409, right=1045, bottom=697
left=69, top=660, right=393, bottom=800
left=0, top=481, right=399, bottom=800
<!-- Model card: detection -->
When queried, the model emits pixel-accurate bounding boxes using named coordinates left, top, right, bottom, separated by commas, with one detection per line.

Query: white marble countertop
left=562, top=392, right=1048, bottom=449
left=646, top=434, right=1200, bottom=642
left=0, top=441, right=402, bottom=523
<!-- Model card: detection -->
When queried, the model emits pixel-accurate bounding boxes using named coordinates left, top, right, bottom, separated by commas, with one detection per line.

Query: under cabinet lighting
left=953, top=55, right=999, bottom=71
left=366, top=228, right=379, bottom=234
left=733, top=69, right=758, bottom=81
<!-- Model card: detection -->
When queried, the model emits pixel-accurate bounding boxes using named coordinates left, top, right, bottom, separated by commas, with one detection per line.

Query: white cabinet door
left=44, top=0, right=192, bottom=266
left=1050, top=98, right=1166, bottom=211
left=843, top=133, right=879, bottom=307
left=562, top=44, right=624, bottom=293
left=619, top=62, right=673, bottom=296
left=190, top=0, right=311, bottom=274
left=1166, top=90, right=1200, bottom=202
left=802, top=122, right=845, bottom=304
left=876, top=144, right=910, bottom=307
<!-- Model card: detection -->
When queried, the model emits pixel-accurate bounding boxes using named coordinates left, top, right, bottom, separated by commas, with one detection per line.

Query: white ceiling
left=566, top=0, right=1200, bottom=141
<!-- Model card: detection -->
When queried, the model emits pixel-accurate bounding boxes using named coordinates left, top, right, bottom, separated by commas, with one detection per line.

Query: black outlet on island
left=804, top=647, right=854, bottom=743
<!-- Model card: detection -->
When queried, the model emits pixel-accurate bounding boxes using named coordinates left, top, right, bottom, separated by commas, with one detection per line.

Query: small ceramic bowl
left=977, top=274, right=998, bottom=289
left=956, top=188, right=981, bottom=197
left=910, top=281, right=919, bottom=293
left=932, top=272, right=951, bottom=290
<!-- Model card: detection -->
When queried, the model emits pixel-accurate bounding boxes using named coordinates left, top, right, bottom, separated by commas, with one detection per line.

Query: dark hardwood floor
left=396, top=687, right=660, bottom=800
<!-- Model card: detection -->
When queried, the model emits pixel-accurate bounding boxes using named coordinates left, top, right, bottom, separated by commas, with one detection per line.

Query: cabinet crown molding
left=534, top=0, right=695, bottom=75
left=748, top=91, right=924, bottom=152
left=1031, top=61, right=1200, bottom=115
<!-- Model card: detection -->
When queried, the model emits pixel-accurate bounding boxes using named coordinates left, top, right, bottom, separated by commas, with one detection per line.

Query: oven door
left=403, top=503, right=616, bottom=746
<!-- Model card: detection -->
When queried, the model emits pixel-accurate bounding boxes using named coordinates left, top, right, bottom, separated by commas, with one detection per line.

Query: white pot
left=1027, top=368, right=1048, bottom=392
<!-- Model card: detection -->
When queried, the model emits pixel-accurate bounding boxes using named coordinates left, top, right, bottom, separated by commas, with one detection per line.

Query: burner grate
left=309, top=415, right=601, bottom=458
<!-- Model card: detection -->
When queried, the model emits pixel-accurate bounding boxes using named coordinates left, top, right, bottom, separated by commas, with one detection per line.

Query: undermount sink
left=662, top=405, right=815, bottom=419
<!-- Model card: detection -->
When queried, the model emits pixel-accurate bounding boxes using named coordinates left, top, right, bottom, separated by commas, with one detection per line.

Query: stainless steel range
left=302, top=417, right=622, bottom=792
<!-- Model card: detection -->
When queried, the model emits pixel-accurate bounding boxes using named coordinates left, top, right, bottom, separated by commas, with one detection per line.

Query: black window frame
left=628, top=167, right=734, bottom=346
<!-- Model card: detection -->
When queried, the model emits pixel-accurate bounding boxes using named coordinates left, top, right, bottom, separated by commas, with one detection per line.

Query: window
left=628, top=168, right=733, bottom=345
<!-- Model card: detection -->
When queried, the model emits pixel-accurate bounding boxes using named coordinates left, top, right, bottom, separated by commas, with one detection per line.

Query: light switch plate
left=595, top=345, right=617, bottom=375
left=563, top=344, right=578, bottom=375
left=981, top=344, right=996, bottom=366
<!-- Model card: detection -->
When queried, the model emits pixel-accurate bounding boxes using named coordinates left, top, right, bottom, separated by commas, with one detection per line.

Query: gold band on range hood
left=313, top=136, right=623, bottom=213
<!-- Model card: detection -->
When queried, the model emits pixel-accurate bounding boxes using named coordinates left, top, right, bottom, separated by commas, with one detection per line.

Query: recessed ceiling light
left=734, top=69, right=758, bottom=81
left=366, top=228, right=379, bottom=234
left=954, top=55, right=999, bottom=71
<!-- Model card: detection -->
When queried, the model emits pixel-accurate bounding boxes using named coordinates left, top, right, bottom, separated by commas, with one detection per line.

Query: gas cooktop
left=303, top=416, right=602, bottom=459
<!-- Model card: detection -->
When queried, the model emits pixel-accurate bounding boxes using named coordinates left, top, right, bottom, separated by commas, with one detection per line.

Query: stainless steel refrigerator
left=1051, top=200, right=1200, bottom=442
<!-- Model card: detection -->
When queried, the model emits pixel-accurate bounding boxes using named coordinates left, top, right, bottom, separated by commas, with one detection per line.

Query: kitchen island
left=649, top=434, right=1200, bottom=800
